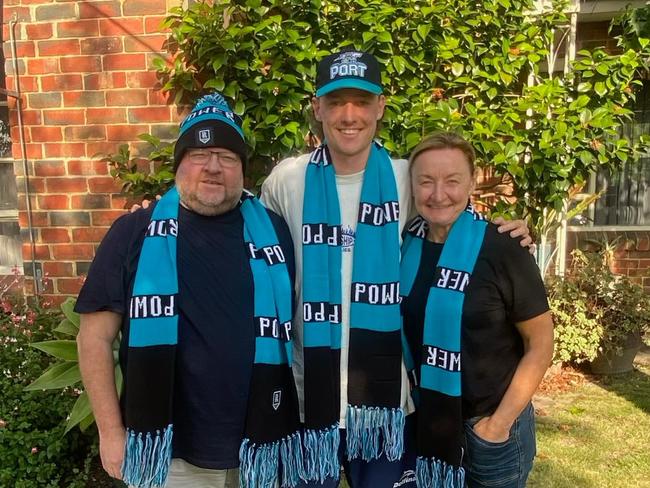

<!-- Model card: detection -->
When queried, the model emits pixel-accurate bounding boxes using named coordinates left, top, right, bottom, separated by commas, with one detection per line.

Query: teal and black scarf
left=121, top=187, right=304, bottom=488
left=301, top=141, right=405, bottom=482
left=400, top=205, right=487, bottom=488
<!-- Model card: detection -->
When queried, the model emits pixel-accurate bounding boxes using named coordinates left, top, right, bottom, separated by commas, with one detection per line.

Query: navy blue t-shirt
left=75, top=201, right=295, bottom=469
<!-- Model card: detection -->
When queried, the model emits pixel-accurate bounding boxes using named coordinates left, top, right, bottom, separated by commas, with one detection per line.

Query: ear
left=376, top=94, right=386, bottom=120
left=311, top=96, right=322, bottom=122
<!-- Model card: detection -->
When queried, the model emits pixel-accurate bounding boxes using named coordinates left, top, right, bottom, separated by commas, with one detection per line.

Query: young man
left=77, top=94, right=302, bottom=488
left=262, top=50, right=531, bottom=488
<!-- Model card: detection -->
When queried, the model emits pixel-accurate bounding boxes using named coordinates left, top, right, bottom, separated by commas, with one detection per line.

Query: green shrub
left=0, top=294, right=97, bottom=487
left=548, top=248, right=650, bottom=364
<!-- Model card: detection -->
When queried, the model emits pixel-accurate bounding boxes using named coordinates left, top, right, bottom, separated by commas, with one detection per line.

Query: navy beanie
left=173, top=93, right=247, bottom=171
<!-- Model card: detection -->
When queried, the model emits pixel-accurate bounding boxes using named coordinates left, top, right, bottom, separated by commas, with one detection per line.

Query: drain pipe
left=9, top=13, right=40, bottom=301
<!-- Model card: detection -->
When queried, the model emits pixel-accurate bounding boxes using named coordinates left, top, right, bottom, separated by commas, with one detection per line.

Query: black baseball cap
left=315, top=50, right=383, bottom=97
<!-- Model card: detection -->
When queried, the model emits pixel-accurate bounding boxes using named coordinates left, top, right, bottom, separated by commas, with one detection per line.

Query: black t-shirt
left=401, top=223, right=549, bottom=419
left=75, top=202, right=295, bottom=469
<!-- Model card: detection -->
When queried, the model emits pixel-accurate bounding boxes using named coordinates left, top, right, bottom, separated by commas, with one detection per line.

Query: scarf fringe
left=346, top=405, right=405, bottom=462
left=303, top=424, right=341, bottom=483
left=121, top=424, right=173, bottom=488
left=416, top=456, right=465, bottom=488
left=239, top=432, right=305, bottom=488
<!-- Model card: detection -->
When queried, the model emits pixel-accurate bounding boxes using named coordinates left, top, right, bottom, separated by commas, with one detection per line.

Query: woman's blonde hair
left=408, top=132, right=476, bottom=174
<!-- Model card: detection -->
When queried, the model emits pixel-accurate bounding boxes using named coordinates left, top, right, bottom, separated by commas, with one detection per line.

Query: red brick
left=33, top=161, right=66, bottom=177
left=63, top=91, right=105, bottom=108
left=17, top=193, right=37, bottom=212
left=42, top=261, right=74, bottom=277
left=31, top=126, right=63, bottom=142
left=9, top=41, right=36, bottom=58
left=99, top=17, right=143, bottom=36
left=23, top=243, right=50, bottom=260
left=52, top=244, right=95, bottom=260
left=44, top=142, right=86, bottom=158
left=34, top=3, right=76, bottom=21
left=87, top=107, right=127, bottom=124
left=106, top=89, right=148, bottom=106
left=67, top=160, right=109, bottom=176
left=148, top=88, right=172, bottom=106
left=124, top=34, right=168, bottom=53
left=57, top=19, right=99, bottom=38
left=637, top=237, right=650, bottom=252
left=27, top=57, right=59, bottom=74
left=5, top=7, right=31, bottom=23
left=16, top=175, right=45, bottom=193
left=28, top=92, right=61, bottom=109
left=91, top=209, right=126, bottom=226
left=79, top=1, right=121, bottom=19
left=87, top=141, right=121, bottom=157
left=84, top=72, right=121, bottom=90
left=40, top=228, right=70, bottom=243
left=112, top=72, right=127, bottom=88
left=111, top=195, right=129, bottom=209
left=38, top=39, right=81, bottom=56
left=128, top=106, right=170, bottom=123
left=19, top=211, right=49, bottom=227
left=7, top=75, right=39, bottom=94
left=107, top=124, right=148, bottom=141
left=43, top=109, right=85, bottom=125
left=56, top=277, right=85, bottom=294
left=26, top=23, right=52, bottom=40
left=71, top=194, right=110, bottom=209
left=60, top=55, right=102, bottom=73
left=80, top=37, right=122, bottom=55
left=42, top=294, right=68, bottom=306
left=72, top=227, right=109, bottom=243
left=103, top=53, right=146, bottom=71
left=12, top=143, right=42, bottom=160
left=126, top=71, right=160, bottom=89
left=124, top=0, right=166, bottom=15
left=38, top=194, right=69, bottom=210
left=41, top=74, right=83, bottom=91
left=46, top=177, right=88, bottom=193
left=64, top=125, right=107, bottom=141
left=88, top=177, right=121, bottom=194
left=144, top=16, right=167, bottom=34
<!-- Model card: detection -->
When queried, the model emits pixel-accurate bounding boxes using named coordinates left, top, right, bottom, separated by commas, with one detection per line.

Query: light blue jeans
left=463, top=402, right=536, bottom=488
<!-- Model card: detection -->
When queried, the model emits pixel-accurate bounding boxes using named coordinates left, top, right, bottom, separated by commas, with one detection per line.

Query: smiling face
left=175, top=147, right=243, bottom=216
left=411, top=147, right=476, bottom=242
left=312, top=88, right=385, bottom=173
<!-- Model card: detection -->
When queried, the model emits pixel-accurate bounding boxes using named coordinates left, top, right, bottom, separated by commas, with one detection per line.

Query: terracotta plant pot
left=590, top=331, right=642, bottom=375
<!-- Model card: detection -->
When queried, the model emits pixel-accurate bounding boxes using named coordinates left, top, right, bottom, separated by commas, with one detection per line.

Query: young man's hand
left=492, top=217, right=535, bottom=255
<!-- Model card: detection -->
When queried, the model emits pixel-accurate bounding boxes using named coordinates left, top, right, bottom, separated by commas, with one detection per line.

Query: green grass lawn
left=529, top=349, right=650, bottom=488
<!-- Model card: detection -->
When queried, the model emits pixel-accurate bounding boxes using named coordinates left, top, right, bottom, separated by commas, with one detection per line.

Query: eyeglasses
left=186, top=149, right=241, bottom=168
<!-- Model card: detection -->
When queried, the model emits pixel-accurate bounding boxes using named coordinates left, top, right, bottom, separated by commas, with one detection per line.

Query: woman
left=400, top=132, right=553, bottom=488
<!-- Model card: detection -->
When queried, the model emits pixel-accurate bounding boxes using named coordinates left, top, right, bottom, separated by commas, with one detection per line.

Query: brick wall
left=3, top=0, right=177, bottom=305
left=567, top=230, right=650, bottom=293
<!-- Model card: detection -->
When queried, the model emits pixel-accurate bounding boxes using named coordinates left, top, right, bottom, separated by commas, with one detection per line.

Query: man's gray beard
left=177, top=187, right=231, bottom=217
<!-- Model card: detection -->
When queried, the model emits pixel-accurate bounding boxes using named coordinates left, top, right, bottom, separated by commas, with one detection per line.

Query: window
left=590, top=79, right=650, bottom=226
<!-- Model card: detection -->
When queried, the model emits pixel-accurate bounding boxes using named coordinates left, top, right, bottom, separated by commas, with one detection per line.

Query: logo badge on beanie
left=197, top=128, right=213, bottom=145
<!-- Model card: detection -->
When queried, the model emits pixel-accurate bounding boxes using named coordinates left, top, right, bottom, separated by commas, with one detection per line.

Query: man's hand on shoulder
left=99, top=427, right=126, bottom=480
left=129, top=194, right=161, bottom=213
left=491, top=216, right=535, bottom=255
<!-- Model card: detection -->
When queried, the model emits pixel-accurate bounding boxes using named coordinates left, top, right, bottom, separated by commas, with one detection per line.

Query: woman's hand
left=472, top=415, right=511, bottom=443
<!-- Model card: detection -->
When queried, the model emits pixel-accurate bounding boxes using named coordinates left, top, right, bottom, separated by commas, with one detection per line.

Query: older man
left=262, top=49, right=531, bottom=488
left=76, top=94, right=302, bottom=488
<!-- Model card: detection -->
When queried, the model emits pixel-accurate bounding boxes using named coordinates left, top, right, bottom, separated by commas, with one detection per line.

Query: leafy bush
left=0, top=294, right=97, bottom=487
left=142, top=0, right=650, bottom=232
left=548, top=248, right=650, bottom=364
